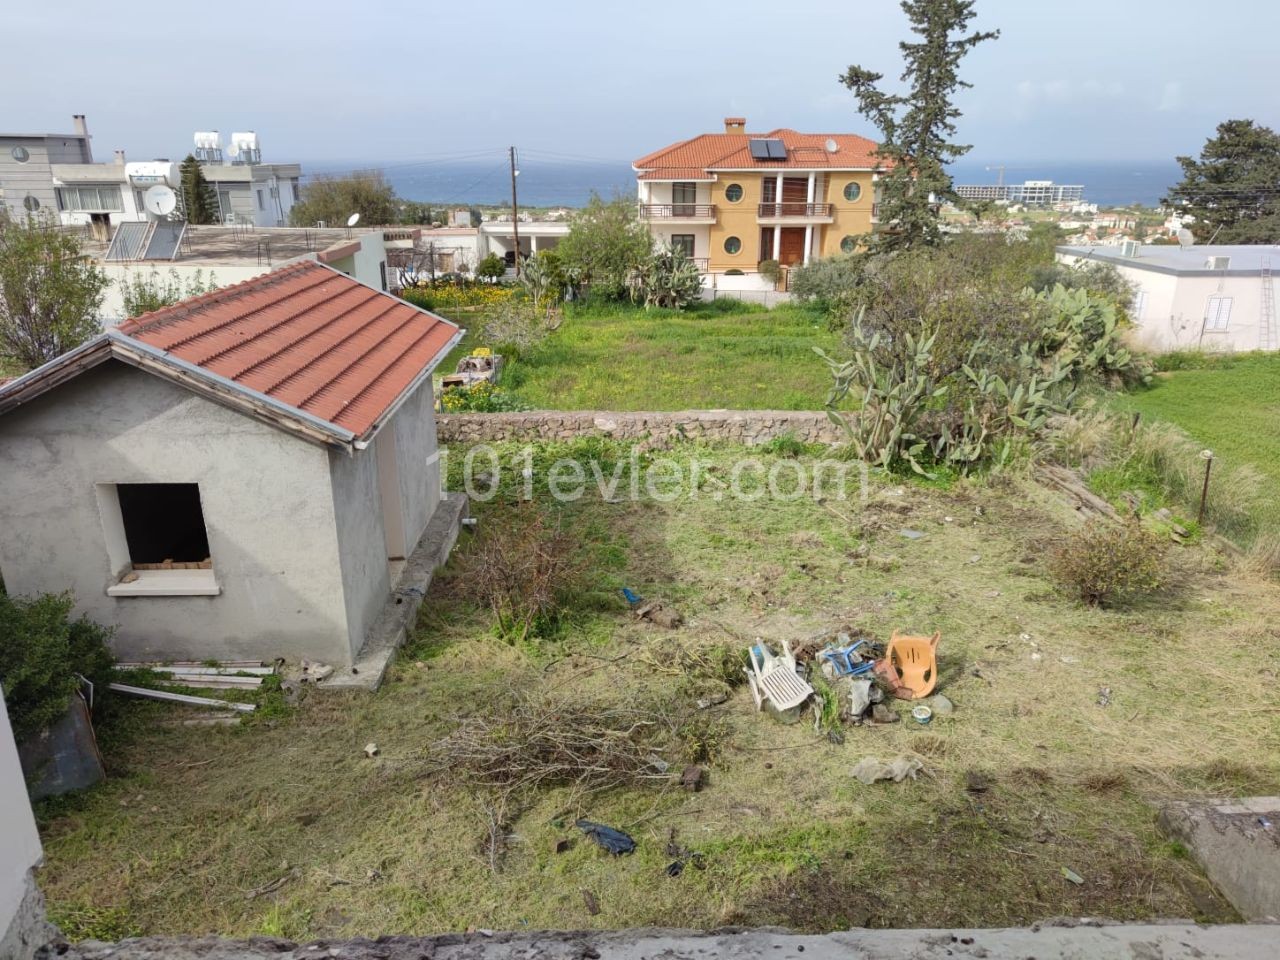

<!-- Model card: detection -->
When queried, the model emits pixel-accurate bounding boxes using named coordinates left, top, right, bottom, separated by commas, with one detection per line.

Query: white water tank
left=229, top=132, right=260, bottom=162
left=193, top=131, right=220, bottom=151
left=125, top=161, right=180, bottom=187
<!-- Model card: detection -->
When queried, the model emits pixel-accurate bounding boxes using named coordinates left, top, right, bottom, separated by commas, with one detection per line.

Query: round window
left=724, top=236, right=742, bottom=255
left=843, top=181, right=862, bottom=202
left=11, top=146, right=30, bottom=163
left=724, top=183, right=744, bottom=203
left=840, top=235, right=857, bottom=254
left=23, top=195, right=40, bottom=212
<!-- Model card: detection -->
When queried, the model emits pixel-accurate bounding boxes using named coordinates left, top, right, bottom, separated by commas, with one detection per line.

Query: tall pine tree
left=840, top=0, right=997, bottom=251
left=179, top=154, right=218, bottom=225
left=1163, top=120, right=1280, bottom=244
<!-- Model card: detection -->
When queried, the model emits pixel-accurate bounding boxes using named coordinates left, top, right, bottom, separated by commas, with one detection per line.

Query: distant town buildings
left=0, top=116, right=303, bottom=238
left=633, top=117, right=888, bottom=289
left=1057, top=243, right=1279, bottom=353
left=956, top=180, right=1085, bottom=205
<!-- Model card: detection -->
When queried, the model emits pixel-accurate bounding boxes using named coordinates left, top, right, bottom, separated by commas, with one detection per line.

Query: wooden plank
left=165, top=674, right=263, bottom=688
left=108, top=682, right=256, bottom=712
left=142, top=665, right=273, bottom=676
left=163, top=678, right=262, bottom=690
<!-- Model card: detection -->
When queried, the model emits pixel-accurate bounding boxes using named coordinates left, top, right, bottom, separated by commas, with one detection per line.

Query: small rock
left=984, top=590, right=1000, bottom=598
left=665, top=860, right=684, bottom=878
left=870, top=703, right=899, bottom=725
left=1030, top=652, right=1043, bottom=662
left=582, top=890, right=600, bottom=916
left=363, top=742, right=379, bottom=758
left=931, top=694, right=954, bottom=716
left=680, top=764, right=706, bottom=792
left=554, top=838, right=574, bottom=854
left=900, top=529, right=927, bottom=540
left=968, top=554, right=981, bottom=564
left=1097, top=687, right=1112, bottom=708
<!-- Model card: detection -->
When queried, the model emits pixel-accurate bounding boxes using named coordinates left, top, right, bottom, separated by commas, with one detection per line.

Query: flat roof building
left=1056, top=243, right=1279, bottom=352
left=956, top=180, right=1085, bottom=205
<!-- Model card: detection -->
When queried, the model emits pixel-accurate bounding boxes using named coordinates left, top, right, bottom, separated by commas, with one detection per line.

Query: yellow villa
left=632, top=117, right=887, bottom=289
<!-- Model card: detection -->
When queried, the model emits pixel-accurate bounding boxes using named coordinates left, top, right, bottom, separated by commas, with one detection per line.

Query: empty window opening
left=118, top=483, right=211, bottom=568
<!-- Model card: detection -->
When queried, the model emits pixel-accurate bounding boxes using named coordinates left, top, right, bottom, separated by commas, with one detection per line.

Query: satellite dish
left=143, top=184, right=177, bottom=217
left=347, top=212, right=361, bottom=227
left=1177, top=228, right=1195, bottom=248
left=825, top=138, right=839, bottom=154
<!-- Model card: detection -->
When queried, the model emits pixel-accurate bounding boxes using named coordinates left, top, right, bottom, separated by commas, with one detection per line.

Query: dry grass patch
left=34, top=445, right=1280, bottom=939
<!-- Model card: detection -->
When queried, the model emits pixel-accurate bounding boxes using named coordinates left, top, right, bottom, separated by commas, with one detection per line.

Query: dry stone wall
left=436, top=410, right=845, bottom=446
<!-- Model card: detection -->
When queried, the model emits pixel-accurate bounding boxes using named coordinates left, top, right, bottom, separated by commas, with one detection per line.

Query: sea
left=302, top=158, right=1183, bottom=210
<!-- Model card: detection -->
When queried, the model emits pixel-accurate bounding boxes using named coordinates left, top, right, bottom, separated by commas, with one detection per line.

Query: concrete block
left=1159, top=797, right=1280, bottom=921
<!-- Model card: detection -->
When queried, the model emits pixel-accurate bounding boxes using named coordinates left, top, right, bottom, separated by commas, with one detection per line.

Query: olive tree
left=0, top=214, right=109, bottom=370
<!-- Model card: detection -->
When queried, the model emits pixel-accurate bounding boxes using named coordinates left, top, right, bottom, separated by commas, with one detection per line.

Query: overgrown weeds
left=1045, top=409, right=1270, bottom=547
left=1049, top=520, right=1168, bottom=607
left=451, top=503, right=588, bottom=644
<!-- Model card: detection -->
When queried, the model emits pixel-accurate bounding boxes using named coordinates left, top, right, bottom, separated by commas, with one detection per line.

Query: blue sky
left=5, top=1, right=1276, bottom=166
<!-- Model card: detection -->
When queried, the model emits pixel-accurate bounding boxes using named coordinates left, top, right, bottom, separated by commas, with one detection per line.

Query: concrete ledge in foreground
left=45, top=922, right=1280, bottom=960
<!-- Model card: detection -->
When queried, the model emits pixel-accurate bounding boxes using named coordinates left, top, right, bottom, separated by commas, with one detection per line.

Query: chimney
left=114, top=150, right=126, bottom=165
left=724, top=117, right=746, bottom=134
left=71, top=114, right=92, bottom=162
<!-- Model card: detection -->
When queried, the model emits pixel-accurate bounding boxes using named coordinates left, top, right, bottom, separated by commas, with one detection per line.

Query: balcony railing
left=757, top=202, right=833, bottom=219
left=639, top=203, right=716, bottom=219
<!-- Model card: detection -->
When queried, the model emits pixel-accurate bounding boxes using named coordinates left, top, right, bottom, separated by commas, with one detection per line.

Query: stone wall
left=436, top=410, right=846, bottom=446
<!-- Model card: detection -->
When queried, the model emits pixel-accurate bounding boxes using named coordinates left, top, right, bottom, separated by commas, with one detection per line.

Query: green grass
left=34, top=442, right=1279, bottom=939
left=483, top=300, right=840, bottom=411
left=1115, top=352, right=1280, bottom=485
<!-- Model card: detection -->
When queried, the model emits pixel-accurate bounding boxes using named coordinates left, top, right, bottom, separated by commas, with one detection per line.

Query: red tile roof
left=117, top=260, right=459, bottom=439
left=634, top=128, right=888, bottom=176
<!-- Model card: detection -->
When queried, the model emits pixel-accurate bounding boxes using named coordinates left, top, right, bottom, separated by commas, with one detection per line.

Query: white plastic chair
left=745, top=640, right=814, bottom=712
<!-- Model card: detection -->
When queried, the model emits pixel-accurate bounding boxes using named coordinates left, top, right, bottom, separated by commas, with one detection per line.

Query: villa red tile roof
left=116, top=260, right=459, bottom=438
left=634, top=128, right=888, bottom=176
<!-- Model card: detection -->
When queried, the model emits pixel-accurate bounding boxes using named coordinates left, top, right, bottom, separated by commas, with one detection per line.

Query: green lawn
left=460, top=301, right=842, bottom=411
left=1116, top=353, right=1280, bottom=484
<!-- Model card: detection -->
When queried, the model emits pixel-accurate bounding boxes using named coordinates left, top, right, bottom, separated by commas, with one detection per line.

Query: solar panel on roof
left=748, top=139, right=771, bottom=160
left=766, top=139, right=787, bottom=160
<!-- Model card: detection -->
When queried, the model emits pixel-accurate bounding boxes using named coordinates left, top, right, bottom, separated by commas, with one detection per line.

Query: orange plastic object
left=885, top=630, right=940, bottom=700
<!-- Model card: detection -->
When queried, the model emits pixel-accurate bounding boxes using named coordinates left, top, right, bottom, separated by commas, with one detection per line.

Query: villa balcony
left=756, top=202, right=834, bottom=224
left=638, top=203, right=717, bottom=223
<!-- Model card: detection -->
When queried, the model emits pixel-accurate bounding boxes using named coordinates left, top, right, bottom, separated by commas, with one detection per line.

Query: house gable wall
left=0, top=360, right=354, bottom=664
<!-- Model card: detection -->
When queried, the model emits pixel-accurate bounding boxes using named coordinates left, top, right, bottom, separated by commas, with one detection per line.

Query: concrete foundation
left=322, top=492, right=469, bottom=690
left=2, top=869, right=55, bottom=960
left=43, top=923, right=1280, bottom=960
left=1160, top=797, right=1280, bottom=922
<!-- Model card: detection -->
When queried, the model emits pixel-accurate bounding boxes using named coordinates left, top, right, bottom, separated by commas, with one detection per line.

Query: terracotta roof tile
left=634, top=128, right=888, bottom=175
left=117, top=260, right=459, bottom=438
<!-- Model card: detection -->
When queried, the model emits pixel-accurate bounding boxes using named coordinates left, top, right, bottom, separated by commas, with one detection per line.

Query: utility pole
left=509, top=146, right=521, bottom=278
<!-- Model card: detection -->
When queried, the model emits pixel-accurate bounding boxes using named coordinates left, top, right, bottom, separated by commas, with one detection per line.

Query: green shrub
left=1032, top=284, right=1153, bottom=386
left=1048, top=520, right=1167, bottom=607
left=0, top=592, right=115, bottom=741
left=439, top=380, right=529, bottom=413
left=758, top=259, right=781, bottom=285
left=476, top=252, right=507, bottom=283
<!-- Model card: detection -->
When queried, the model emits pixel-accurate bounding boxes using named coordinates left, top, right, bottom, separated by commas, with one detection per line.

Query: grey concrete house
left=0, top=115, right=93, bottom=220
left=0, top=260, right=462, bottom=669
